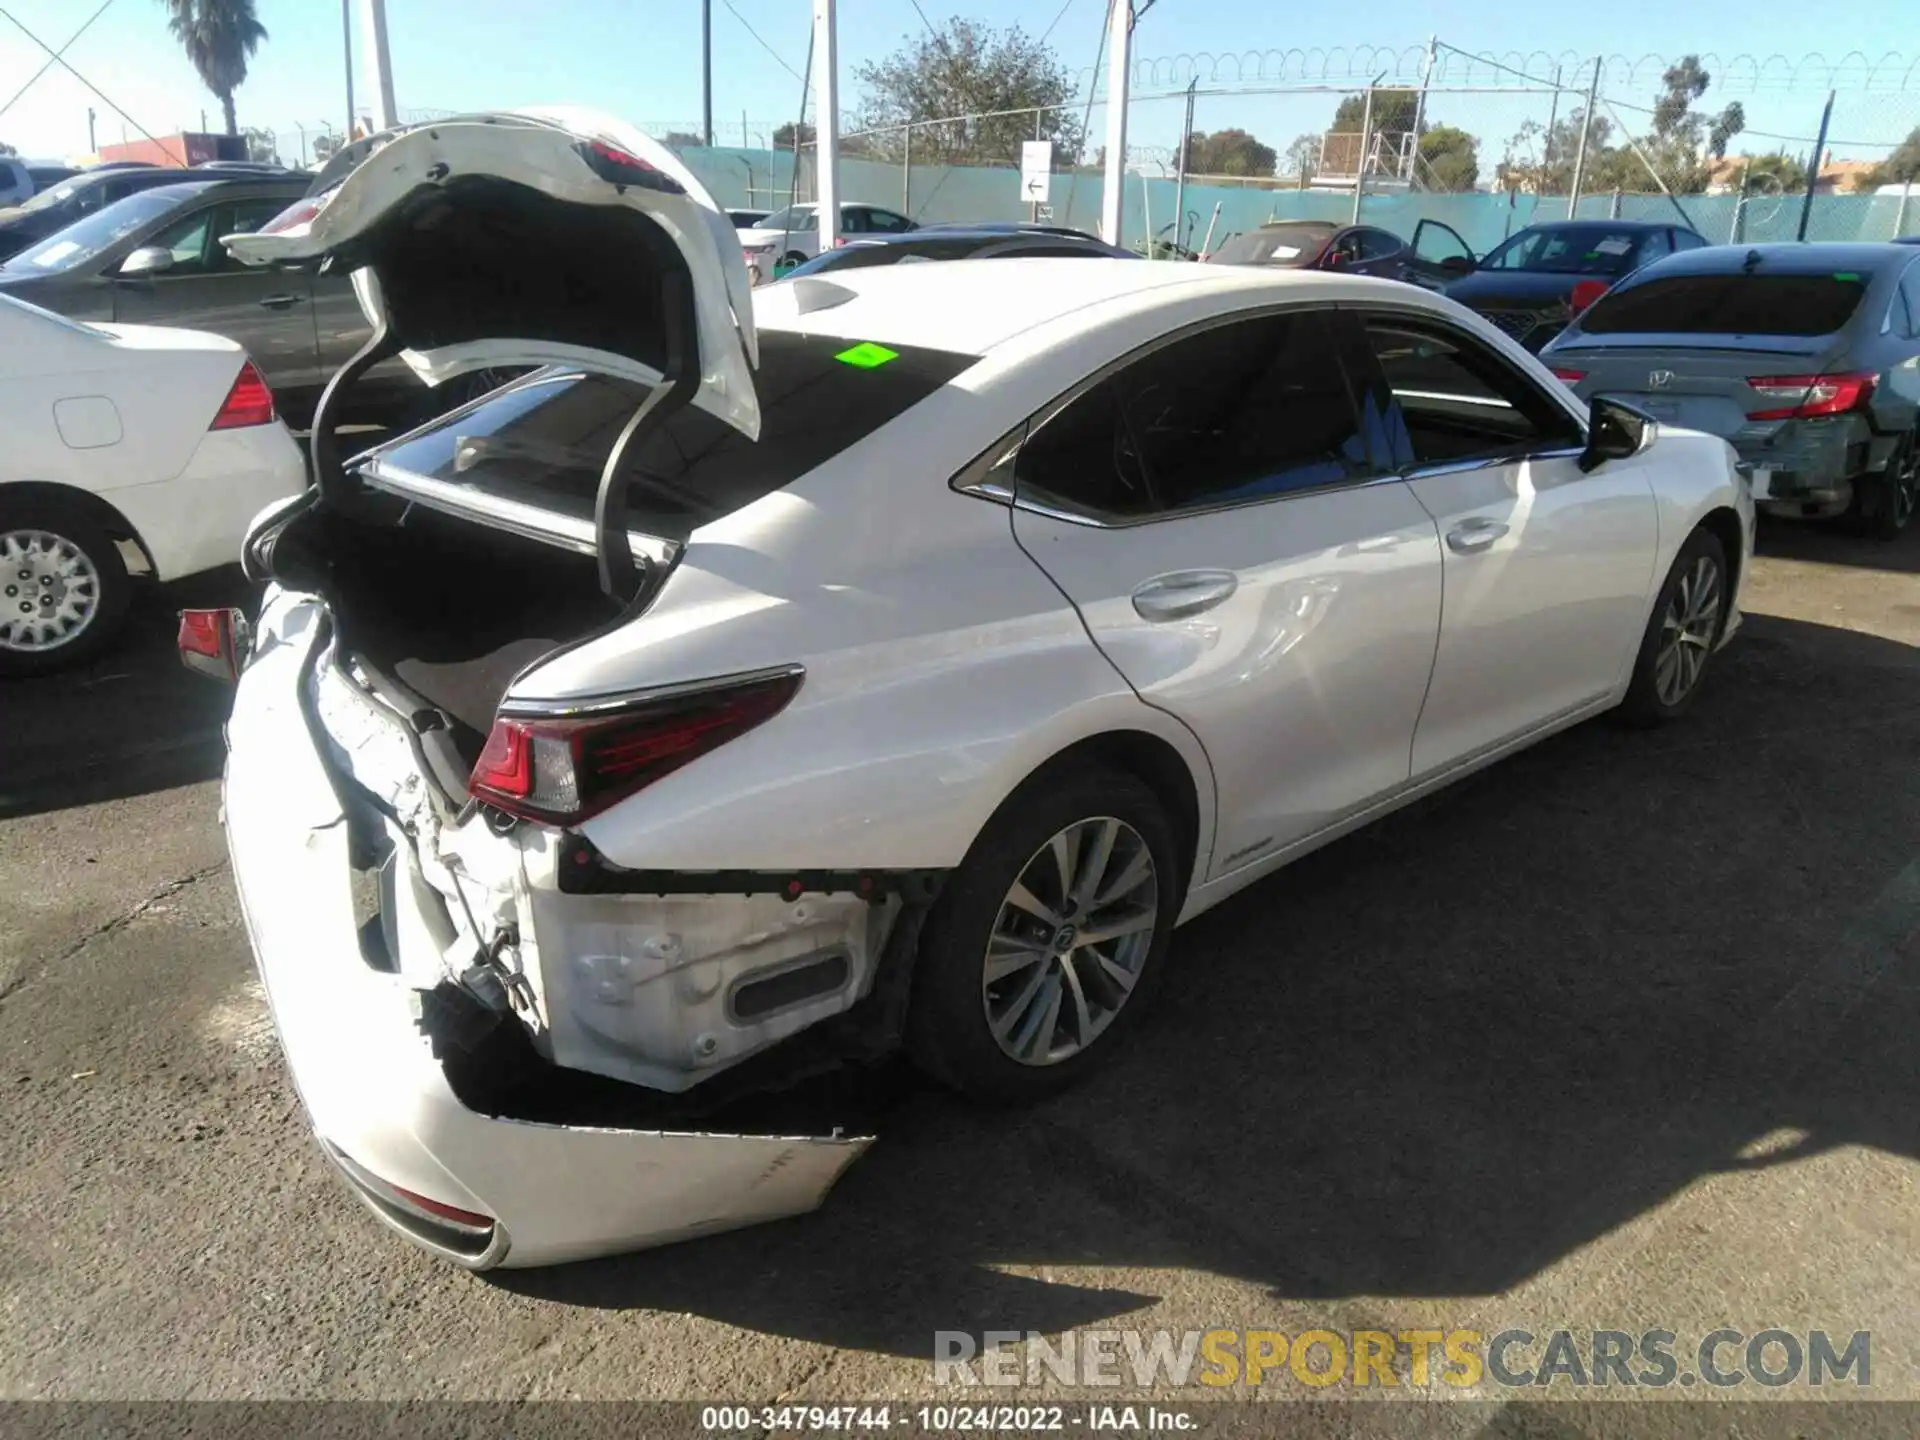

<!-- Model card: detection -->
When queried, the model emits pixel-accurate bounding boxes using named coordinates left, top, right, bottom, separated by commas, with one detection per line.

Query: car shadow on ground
left=495, top=610, right=1920, bottom=1358
left=0, top=565, right=259, bottom=820
left=1757, top=512, right=1920, bottom=575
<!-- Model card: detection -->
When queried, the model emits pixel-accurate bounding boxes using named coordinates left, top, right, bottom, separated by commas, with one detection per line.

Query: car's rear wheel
left=0, top=503, right=132, bottom=677
left=1865, top=430, right=1919, bottom=541
left=1616, top=527, right=1728, bottom=727
left=906, top=763, right=1180, bottom=1104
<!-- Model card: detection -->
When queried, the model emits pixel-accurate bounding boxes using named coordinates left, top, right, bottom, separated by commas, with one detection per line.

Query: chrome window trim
left=1339, top=297, right=1593, bottom=437
left=1400, top=445, right=1586, bottom=482
left=948, top=300, right=1400, bottom=530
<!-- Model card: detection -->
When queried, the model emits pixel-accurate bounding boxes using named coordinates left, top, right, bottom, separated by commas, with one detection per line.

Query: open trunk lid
left=225, top=107, right=761, bottom=439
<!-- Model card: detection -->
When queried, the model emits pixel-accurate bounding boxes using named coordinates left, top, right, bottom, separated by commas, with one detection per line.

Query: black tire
left=0, top=497, right=132, bottom=677
left=1615, top=527, right=1728, bottom=727
left=1866, top=430, right=1919, bottom=541
left=781, top=251, right=808, bottom=270
left=905, top=762, right=1182, bottom=1104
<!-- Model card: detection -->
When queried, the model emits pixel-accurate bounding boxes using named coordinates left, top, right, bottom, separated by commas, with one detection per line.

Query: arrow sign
left=1021, top=140, right=1053, bottom=205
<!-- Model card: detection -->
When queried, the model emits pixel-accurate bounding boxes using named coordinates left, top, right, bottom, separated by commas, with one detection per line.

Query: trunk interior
left=285, top=502, right=625, bottom=754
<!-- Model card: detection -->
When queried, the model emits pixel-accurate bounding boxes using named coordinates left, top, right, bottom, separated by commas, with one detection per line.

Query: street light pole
left=359, top=0, right=397, bottom=131
left=812, top=0, right=840, bottom=250
left=1099, top=0, right=1132, bottom=246
left=340, top=0, right=354, bottom=139
left=701, top=0, right=713, bottom=147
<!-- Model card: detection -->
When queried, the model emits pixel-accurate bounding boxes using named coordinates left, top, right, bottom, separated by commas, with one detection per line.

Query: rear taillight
left=210, top=361, right=275, bottom=429
left=1746, top=371, right=1876, bottom=421
left=469, top=668, right=803, bottom=824
left=576, top=138, right=686, bottom=195
left=1568, top=279, right=1610, bottom=315
left=1550, top=366, right=1586, bottom=384
left=177, top=607, right=249, bottom=682
left=257, top=189, right=330, bottom=236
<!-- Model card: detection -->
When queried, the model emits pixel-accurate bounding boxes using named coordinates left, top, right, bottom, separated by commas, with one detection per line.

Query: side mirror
left=1579, top=396, right=1653, bottom=473
left=118, top=245, right=174, bottom=278
left=1439, top=254, right=1475, bottom=276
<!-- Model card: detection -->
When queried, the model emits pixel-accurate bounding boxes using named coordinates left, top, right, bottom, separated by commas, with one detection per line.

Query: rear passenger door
left=110, top=197, right=321, bottom=392
left=1001, top=307, right=1445, bottom=877
left=1352, top=308, right=1660, bottom=775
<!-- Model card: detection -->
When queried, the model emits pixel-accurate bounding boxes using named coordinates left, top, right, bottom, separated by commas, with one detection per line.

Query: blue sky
left=1, top=0, right=1914, bottom=171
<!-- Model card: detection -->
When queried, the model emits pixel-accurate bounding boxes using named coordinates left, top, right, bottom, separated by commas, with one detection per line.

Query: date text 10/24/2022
left=701, top=1407, right=1197, bottom=1432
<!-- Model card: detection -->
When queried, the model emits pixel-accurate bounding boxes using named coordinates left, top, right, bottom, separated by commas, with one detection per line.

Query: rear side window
left=1581, top=273, right=1868, bottom=337
left=1014, top=310, right=1374, bottom=520
left=370, top=331, right=978, bottom=540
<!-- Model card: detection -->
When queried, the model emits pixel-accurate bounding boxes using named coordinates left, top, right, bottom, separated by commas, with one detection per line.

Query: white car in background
left=200, top=109, right=1750, bottom=1269
left=0, top=294, right=304, bottom=673
left=736, top=199, right=916, bottom=281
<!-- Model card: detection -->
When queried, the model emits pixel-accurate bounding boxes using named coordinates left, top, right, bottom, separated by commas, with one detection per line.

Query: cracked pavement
left=6, top=530, right=1920, bottom=1424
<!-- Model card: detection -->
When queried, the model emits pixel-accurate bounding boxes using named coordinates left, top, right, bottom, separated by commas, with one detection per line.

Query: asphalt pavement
left=6, top=527, right=1920, bottom=1426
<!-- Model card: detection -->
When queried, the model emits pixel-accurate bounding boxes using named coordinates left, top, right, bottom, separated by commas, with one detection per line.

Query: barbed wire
left=1120, top=43, right=1920, bottom=95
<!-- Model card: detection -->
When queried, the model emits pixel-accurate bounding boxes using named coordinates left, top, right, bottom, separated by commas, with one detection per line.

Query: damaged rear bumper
left=222, top=595, right=871, bottom=1269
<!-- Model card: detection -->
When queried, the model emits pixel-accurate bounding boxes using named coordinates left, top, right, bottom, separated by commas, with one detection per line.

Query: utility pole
left=1171, top=77, right=1195, bottom=251
left=360, top=0, right=397, bottom=131
left=341, top=0, right=354, bottom=140
left=1099, top=0, right=1132, bottom=246
left=812, top=0, right=840, bottom=250
left=1567, top=55, right=1601, bottom=216
left=701, top=0, right=713, bottom=146
left=1797, top=90, right=1835, bottom=242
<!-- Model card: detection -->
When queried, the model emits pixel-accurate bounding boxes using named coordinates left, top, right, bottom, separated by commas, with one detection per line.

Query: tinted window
left=866, top=209, right=914, bottom=234
left=1898, top=262, right=1920, bottom=339
left=1414, top=221, right=1474, bottom=266
left=1208, top=225, right=1333, bottom=267
left=1579, top=273, right=1868, bottom=337
left=759, top=205, right=815, bottom=232
left=1, top=188, right=191, bottom=274
left=1481, top=225, right=1649, bottom=276
left=372, top=331, right=978, bottom=541
left=1637, top=230, right=1673, bottom=265
left=151, top=207, right=217, bottom=272
left=1356, top=229, right=1402, bottom=261
left=1364, top=318, right=1582, bottom=467
left=1672, top=229, right=1708, bottom=251
left=1014, top=310, right=1374, bottom=520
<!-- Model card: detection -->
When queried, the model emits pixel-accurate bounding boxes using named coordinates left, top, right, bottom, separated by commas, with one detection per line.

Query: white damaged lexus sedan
left=197, top=110, right=1753, bottom=1268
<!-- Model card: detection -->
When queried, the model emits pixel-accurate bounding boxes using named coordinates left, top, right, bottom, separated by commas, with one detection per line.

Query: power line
left=717, top=0, right=803, bottom=82
left=0, top=0, right=164, bottom=152
left=907, top=0, right=939, bottom=37
left=1039, top=0, right=1077, bottom=46
left=0, top=0, right=115, bottom=123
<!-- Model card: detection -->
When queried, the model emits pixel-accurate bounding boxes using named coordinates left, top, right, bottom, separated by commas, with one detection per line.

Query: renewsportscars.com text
left=933, top=1328, right=1871, bottom=1390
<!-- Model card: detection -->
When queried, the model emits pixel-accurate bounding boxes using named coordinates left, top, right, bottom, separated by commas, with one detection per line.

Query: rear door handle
left=259, top=294, right=304, bottom=310
left=1445, top=520, right=1509, bottom=554
left=1131, top=569, right=1238, bottom=622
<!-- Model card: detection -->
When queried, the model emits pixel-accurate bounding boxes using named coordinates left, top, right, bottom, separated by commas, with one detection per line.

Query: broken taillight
left=469, top=668, right=803, bottom=825
left=177, top=607, right=251, bottom=682
left=575, top=138, right=687, bottom=196
left=1745, top=372, right=1877, bottom=422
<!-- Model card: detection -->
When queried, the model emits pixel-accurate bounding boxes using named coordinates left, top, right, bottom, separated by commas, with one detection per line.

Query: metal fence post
left=902, top=124, right=911, bottom=214
left=1797, top=90, right=1835, bottom=242
left=1171, top=79, right=1194, bottom=250
left=1610, top=189, right=1621, bottom=219
left=1352, top=84, right=1374, bottom=225
left=1897, top=180, right=1913, bottom=239
left=1543, top=66, right=1563, bottom=213
left=1567, top=54, right=1601, bottom=215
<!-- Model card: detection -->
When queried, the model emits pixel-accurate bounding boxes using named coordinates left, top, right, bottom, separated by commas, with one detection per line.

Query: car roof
left=1642, top=241, right=1912, bottom=276
left=1253, top=219, right=1339, bottom=232
left=843, top=228, right=1111, bottom=247
left=1519, top=219, right=1684, bottom=234
left=752, top=255, right=1392, bottom=354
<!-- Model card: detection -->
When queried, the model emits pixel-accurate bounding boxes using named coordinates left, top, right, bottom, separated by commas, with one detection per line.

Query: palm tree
left=159, top=0, right=268, bottom=136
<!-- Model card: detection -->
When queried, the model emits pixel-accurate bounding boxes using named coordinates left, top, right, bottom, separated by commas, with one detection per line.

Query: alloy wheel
left=1892, top=442, right=1919, bottom=531
left=982, top=816, right=1159, bottom=1067
left=0, top=529, right=101, bottom=654
left=1653, top=553, right=1721, bottom=707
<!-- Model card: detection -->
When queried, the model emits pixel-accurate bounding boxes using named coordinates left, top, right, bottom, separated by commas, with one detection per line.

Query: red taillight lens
left=1745, top=371, right=1876, bottom=422
left=1550, top=366, right=1586, bottom=384
left=468, top=669, right=803, bottom=825
left=1568, top=279, right=1610, bottom=315
left=576, top=138, right=686, bottom=195
left=257, top=188, right=332, bottom=236
left=210, top=361, right=275, bottom=430
left=177, top=607, right=248, bottom=682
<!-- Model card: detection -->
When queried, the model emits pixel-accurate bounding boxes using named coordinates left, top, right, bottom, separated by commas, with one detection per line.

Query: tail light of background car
left=257, top=186, right=335, bottom=237
left=209, top=361, right=275, bottom=430
left=469, top=668, right=803, bottom=825
left=1550, top=367, right=1587, bottom=385
left=1745, top=372, right=1877, bottom=421
left=1568, top=279, right=1611, bottom=315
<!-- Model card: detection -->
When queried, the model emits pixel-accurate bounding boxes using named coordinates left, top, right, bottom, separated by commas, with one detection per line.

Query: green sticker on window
left=835, top=341, right=900, bottom=369
left=1834, top=271, right=1862, bottom=281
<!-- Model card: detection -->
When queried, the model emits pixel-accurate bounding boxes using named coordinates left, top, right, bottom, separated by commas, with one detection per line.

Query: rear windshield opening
left=366, top=331, right=979, bottom=540
left=1208, top=225, right=1333, bottom=267
left=1580, top=273, right=1868, bottom=338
